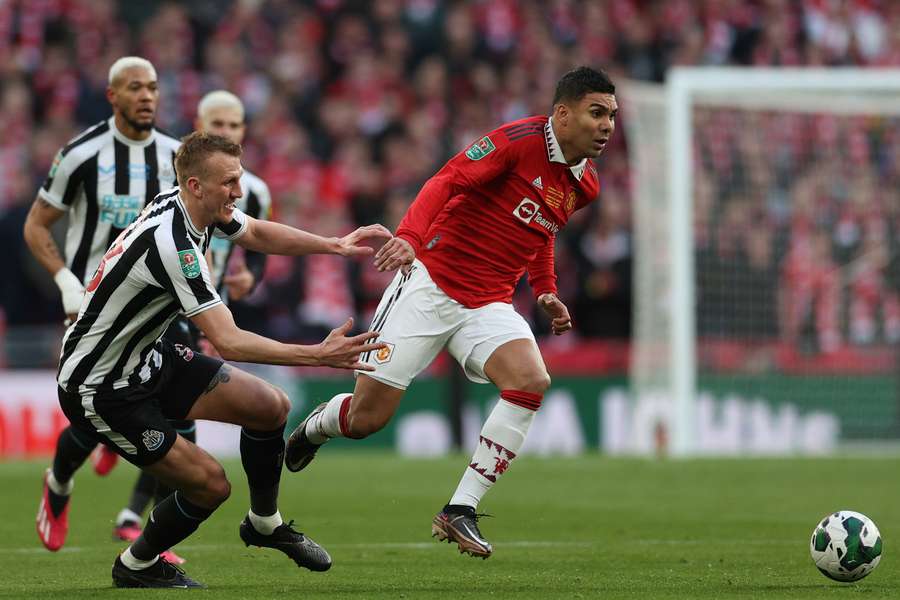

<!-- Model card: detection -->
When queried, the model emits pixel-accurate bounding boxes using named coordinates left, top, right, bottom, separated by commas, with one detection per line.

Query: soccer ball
left=810, top=510, right=882, bottom=582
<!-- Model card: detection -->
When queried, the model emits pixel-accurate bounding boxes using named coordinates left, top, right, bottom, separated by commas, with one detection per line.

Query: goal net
left=622, top=68, right=900, bottom=456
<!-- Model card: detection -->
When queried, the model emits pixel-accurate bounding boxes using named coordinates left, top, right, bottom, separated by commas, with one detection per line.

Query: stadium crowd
left=1, top=0, right=900, bottom=364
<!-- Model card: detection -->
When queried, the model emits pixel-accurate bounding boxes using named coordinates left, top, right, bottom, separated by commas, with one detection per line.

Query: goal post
left=623, top=67, right=900, bottom=457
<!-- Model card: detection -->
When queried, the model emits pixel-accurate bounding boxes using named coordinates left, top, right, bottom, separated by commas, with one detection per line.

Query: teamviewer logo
left=513, top=198, right=539, bottom=224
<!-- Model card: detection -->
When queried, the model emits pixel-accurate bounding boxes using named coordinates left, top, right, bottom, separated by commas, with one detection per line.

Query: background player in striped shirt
left=53, top=132, right=391, bottom=588
left=285, top=66, right=617, bottom=558
left=24, top=56, right=188, bottom=558
left=195, top=90, right=272, bottom=305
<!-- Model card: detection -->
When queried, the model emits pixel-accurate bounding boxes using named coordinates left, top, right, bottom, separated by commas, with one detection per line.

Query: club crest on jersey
left=178, top=249, right=201, bottom=279
left=465, top=136, right=496, bottom=161
left=374, top=342, right=395, bottom=364
left=142, top=429, right=165, bottom=451
left=566, top=190, right=578, bottom=214
left=531, top=176, right=543, bottom=190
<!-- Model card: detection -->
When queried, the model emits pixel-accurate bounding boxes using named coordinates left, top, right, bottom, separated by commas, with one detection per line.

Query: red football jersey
left=395, top=115, right=601, bottom=308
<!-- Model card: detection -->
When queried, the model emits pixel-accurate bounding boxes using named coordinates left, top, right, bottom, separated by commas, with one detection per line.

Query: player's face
left=108, top=67, right=159, bottom=132
left=562, top=92, right=617, bottom=160
left=198, top=153, right=243, bottom=223
left=199, top=106, right=246, bottom=145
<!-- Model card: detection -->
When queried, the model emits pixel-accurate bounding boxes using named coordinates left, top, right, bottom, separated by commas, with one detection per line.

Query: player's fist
left=374, top=236, right=415, bottom=272
left=538, top=293, right=573, bottom=335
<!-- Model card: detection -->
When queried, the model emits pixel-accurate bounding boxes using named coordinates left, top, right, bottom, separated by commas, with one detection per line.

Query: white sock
left=249, top=509, right=283, bottom=535
left=46, top=469, right=73, bottom=496
left=120, top=547, right=158, bottom=570
left=449, top=399, right=536, bottom=508
left=116, top=508, right=142, bottom=526
left=305, top=393, right=352, bottom=444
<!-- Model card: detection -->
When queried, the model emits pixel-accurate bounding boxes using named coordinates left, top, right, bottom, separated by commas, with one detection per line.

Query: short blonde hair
left=175, top=131, right=242, bottom=186
left=198, top=90, right=245, bottom=121
left=108, top=56, right=157, bottom=86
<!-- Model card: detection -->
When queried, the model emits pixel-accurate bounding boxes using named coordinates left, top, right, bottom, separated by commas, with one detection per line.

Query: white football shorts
left=357, top=259, right=535, bottom=389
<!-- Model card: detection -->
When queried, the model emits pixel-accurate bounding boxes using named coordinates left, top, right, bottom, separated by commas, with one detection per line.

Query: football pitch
left=1, top=453, right=898, bottom=599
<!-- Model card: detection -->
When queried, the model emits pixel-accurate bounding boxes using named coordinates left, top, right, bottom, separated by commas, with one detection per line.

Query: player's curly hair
left=175, top=131, right=242, bottom=185
left=553, top=66, right=615, bottom=105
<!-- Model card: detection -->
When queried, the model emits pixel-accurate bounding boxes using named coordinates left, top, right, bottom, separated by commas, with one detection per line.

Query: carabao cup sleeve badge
left=465, top=136, right=496, bottom=161
left=178, top=249, right=202, bottom=279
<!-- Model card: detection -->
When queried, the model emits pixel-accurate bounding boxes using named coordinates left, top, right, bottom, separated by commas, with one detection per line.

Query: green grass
left=1, top=454, right=899, bottom=599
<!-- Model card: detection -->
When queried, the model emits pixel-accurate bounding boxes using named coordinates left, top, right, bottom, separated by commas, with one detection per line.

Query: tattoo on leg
left=205, top=365, right=232, bottom=393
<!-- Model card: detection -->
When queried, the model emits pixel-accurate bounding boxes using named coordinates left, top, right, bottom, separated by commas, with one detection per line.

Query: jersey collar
left=108, top=116, right=157, bottom=148
left=175, top=190, right=206, bottom=241
left=546, top=116, right=587, bottom=181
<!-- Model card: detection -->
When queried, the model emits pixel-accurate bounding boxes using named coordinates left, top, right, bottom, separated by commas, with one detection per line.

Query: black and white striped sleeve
left=156, top=228, right=222, bottom=317
left=212, top=206, right=249, bottom=240
left=39, top=148, right=86, bottom=211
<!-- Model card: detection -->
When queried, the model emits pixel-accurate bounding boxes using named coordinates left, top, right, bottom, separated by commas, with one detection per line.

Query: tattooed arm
left=23, top=196, right=67, bottom=276
left=24, top=196, right=84, bottom=319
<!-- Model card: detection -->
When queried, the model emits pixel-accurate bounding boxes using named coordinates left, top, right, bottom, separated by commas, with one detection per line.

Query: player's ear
left=554, top=102, right=568, bottom=125
left=186, top=176, right=202, bottom=197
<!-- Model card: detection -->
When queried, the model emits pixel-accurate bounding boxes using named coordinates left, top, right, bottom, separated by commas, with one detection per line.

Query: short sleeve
left=212, top=207, right=249, bottom=240
left=38, top=148, right=83, bottom=211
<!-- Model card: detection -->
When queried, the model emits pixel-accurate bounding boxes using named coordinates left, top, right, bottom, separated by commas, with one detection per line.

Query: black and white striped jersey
left=207, top=168, right=271, bottom=300
left=57, top=188, right=247, bottom=393
left=40, top=117, right=181, bottom=284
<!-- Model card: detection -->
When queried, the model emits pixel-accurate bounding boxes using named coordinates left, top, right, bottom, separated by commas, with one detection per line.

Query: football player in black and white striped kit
left=24, top=56, right=189, bottom=556
left=105, top=91, right=272, bottom=556
left=49, top=132, right=391, bottom=588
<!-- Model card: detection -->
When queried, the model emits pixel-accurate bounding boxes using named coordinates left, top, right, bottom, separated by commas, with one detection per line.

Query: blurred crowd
left=1, top=0, right=900, bottom=354
left=695, top=108, right=900, bottom=354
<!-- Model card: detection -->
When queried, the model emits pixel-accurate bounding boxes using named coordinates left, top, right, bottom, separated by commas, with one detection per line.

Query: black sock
left=51, top=426, right=94, bottom=485
left=130, top=491, right=214, bottom=560
left=127, top=471, right=158, bottom=517
left=240, top=425, right=285, bottom=517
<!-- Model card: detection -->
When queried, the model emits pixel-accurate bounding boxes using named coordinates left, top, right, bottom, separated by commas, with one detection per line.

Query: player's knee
left=271, top=386, right=291, bottom=423
left=203, top=464, right=231, bottom=506
left=256, top=385, right=290, bottom=429
left=518, top=371, right=551, bottom=395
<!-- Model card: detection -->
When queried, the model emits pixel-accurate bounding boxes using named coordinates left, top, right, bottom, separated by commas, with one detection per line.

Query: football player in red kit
left=286, top=66, right=617, bottom=558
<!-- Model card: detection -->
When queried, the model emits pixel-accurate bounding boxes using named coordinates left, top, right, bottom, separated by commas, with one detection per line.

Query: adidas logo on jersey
left=531, top=176, right=543, bottom=189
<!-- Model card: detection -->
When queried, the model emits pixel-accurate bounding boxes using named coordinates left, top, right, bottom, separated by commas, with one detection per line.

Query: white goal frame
left=628, top=67, right=900, bottom=456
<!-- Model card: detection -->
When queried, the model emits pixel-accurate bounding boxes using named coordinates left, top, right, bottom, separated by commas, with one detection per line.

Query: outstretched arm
left=191, top=304, right=385, bottom=369
left=236, top=217, right=392, bottom=258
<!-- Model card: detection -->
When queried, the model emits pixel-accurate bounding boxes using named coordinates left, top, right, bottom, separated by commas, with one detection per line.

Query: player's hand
left=224, top=265, right=255, bottom=301
left=374, top=236, right=415, bottom=272
left=336, top=224, right=394, bottom=257
left=316, top=317, right=387, bottom=370
left=538, top=293, right=573, bottom=335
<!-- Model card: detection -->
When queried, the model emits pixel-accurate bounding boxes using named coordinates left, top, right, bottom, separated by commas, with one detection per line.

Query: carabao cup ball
left=810, top=510, right=882, bottom=582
